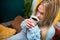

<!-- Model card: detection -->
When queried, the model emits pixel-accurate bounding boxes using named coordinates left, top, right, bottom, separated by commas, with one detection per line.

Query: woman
left=4, top=0, right=59, bottom=40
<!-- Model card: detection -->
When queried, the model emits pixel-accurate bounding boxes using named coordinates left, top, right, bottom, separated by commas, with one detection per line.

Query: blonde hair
left=35, top=0, right=59, bottom=26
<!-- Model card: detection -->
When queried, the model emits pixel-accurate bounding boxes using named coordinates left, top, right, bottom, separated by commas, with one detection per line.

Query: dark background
left=0, top=0, right=25, bottom=23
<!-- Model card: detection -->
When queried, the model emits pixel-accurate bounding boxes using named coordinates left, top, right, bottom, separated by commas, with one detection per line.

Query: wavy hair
left=35, top=0, right=60, bottom=26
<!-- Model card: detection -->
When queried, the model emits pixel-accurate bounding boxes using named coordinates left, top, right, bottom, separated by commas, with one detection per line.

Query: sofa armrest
left=1, top=21, right=13, bottom=28
left=11, top=16, right=24, bottom=33
left=1, top=16, right=24, bottom=33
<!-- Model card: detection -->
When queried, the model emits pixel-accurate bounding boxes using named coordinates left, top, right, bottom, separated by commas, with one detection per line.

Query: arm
left=21, top=19, right=40, bottom=40
left=4, top=19, right=40, bottom=40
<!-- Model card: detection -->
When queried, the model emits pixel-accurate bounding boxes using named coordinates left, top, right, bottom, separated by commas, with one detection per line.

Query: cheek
left=36, top=13, right=43, bottom=20
left=40, top=15, right=44, bottom=20
left=37, top=15, right=44, bottom=21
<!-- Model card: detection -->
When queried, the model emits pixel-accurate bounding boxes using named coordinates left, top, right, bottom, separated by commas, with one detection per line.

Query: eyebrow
left=37, top=9, right=44, bottom=14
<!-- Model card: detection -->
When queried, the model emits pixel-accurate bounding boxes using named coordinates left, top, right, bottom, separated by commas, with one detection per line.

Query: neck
left=39, top=25, right=50, bottom=29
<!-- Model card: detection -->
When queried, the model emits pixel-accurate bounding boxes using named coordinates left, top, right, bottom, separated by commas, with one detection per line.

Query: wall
left=0, top=0, right=24, bottom=23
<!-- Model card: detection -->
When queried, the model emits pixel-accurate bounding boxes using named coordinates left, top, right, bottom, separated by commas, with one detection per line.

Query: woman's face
left=36, top=4, right=45, bottom=22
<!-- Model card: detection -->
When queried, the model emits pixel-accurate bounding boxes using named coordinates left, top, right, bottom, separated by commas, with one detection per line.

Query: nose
left=36, top=13, right=40, bottom=20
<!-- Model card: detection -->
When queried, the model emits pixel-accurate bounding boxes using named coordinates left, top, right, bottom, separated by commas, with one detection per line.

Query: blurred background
left=0, top=0, right=25, bottom=23
left=0, top=0, right=60, bottom=25
left=0, top=0, right=33, bottom=23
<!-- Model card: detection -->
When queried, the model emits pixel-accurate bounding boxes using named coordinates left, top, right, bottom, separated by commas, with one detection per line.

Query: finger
left=26, top=21, right=35, bottom=27
left=26, top=22, right=32, bottom=28
left=28, top=19, right=35, bottom=26
left=27, top=19, right=32, bottom=23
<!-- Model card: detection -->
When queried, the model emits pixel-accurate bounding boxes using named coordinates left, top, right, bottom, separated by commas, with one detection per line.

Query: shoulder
left=46, top=25, right=55, bottom=40
left=49, top=25, right=55, bottom=33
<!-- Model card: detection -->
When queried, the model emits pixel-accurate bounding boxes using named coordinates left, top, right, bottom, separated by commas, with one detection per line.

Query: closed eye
left=38, top=10, right=44, bottom=15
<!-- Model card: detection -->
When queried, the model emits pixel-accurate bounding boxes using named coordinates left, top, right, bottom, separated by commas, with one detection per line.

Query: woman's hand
left=26, top=19, right=35, bottom=29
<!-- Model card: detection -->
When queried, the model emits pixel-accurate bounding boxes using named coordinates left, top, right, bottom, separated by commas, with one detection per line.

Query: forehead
left=38, top=4, right=45, bottom=12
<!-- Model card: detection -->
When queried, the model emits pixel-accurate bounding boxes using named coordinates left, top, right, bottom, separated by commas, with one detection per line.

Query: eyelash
left=38, top=10, right=44, bottom=15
